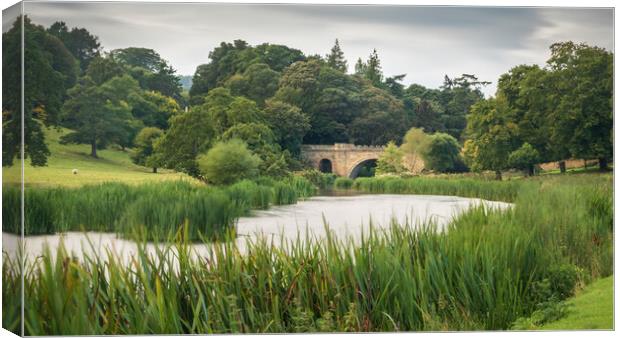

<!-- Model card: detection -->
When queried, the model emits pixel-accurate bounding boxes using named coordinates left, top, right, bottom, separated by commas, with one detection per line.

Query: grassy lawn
left=540, top=276, right=614, bottom=330
left=2, top=127, right=198, bottom=187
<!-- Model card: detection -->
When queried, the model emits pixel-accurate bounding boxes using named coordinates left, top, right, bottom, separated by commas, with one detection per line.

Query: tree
left=463, top=97, right=519, bottom=180
left=225, top=63, right=279, bottom=105
left=349, top=86, right=407, bottom=145
left=111, top=47, right=183, bottom=101
left=3, top=16, right=78, bottom=166
left=326, top=39, right=348, bottom=72
left=508, top=143, right=540, bottom=176
left=131, top=127, right=163, bottom=173
left=401, top=127, right=430, bottom=173
left=48, top=21, right=101, bottom=72
left=129, top=90, right=181, bottom=130
left=354, top=57, right=366, bottom=75
left=412, top=99, right=443, bottom=133
left=546, top=42, right=613, bottom=171
left=263, top=100, right=310, bottom=155
left=60, top=74, right=140, bottom=158
left=189, top=40, right=303, bottom=105
left=420, top=133, right=464, bottom=173
left=376, top=141, right=405, bottom=175
left=363, top=49, right=383, bottom=87
left=153, top=105, right=217, bottom=178
left=197, top=139, right=261, bottom=185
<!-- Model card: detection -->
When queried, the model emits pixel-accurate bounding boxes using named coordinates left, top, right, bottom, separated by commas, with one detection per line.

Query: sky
left=5, top=2, right=614, bottom=96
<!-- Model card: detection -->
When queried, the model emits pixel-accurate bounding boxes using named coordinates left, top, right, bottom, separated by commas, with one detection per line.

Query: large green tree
left=60, top=74, right=141, bottom=158
left=463, top=97, right=519, bottom=180
left=47, top=21, right=101, bottom=72
left=2, top=16, right=78, bottom=166
left=546, top=42, right=613, bottom=170
left=153, top=104, right=217, bottom=178
left=111, top=47, right=183, bottom=102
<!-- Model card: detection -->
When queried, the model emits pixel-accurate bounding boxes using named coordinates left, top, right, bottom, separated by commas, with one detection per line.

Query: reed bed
left=2, top=175, right=612, bottom=335
left=2, top=177, right=317, bottom=240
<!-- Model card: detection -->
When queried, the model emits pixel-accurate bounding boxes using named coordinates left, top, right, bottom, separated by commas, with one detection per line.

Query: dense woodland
left=2, top=16, right=613, bottom=182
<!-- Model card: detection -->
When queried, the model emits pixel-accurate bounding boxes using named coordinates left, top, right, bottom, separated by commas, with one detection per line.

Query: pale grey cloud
left=18, top=2, right=613, bottom=96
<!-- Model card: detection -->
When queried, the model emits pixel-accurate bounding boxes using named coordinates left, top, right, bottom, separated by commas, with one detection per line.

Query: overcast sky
left=7, top=2, right=615, bottom=96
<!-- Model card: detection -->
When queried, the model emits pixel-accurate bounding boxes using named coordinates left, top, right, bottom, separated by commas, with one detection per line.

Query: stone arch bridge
left=301, top=143, right=385, bottom=178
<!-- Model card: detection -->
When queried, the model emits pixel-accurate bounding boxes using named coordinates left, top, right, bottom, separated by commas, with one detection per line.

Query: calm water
left=2, top=194, right=511, bottom=262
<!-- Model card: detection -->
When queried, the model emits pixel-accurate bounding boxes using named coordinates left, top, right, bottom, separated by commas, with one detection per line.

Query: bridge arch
left=348, top=158, right=378, bottom=178
left=318, top=158, right=333, bottom=173
left=300, top=143, right=384, bottom=177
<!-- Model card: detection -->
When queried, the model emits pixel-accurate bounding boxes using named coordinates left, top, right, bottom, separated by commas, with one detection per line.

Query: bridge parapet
left=302, top=143, right=385, bottom=151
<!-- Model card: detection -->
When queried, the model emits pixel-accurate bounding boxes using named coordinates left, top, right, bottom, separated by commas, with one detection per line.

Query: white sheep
left=72, top=169, right=79, bottom=175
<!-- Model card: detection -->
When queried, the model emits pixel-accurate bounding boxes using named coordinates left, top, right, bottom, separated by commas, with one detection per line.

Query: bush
left=298, top=169, right=336, bottom=190
left=198, top=139, right=261, bottom=185
left=334, top=177, right=353, bottom=189
left=376, top=141, right=405, bottom=175
left=508, top=143, right=540, bottom=176
left=420, top=133, right=465, bottom=172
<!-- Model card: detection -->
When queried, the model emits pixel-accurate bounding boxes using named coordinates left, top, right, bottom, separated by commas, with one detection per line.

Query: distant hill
left=179, top=75, right=193, bottom=91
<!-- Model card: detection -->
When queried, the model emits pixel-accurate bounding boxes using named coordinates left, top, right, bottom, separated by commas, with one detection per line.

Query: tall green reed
left=3, top=174, right=612, bottom=334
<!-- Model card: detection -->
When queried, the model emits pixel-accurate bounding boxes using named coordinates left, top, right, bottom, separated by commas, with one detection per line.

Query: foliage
left=197, top=139, right=261, bottom=185
left=376, top=141, right=405, bottom=175
left=421, top=133, right=464, bottom=173
left=190, top=40, right=304, bottom=105
left=463, top=97, right=519, bottom=178
left=154, top=104, right=216, bottom=178
left=47, top=21, right=101, bottom=71
left=326, top=39, right=348, bottom=72
left=400, top=127, right=430, bottom=172
left=334, top=177, right=354, bottom=189
left=111, top=47, right=183, bottom=101
left=131, top=127, right=163, bottom=171
left=263, top=100, right=310, bottom=155
left=2, top=16, right=79, bottom=166
left=60, top=72, right=141, bottom=157
left=508, top=143, right=540, bottom=176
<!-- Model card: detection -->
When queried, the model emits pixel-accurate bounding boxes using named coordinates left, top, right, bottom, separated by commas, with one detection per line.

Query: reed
left=2, top=174, right=612, bottom=334
left=2, top=177, right=317, bottom=240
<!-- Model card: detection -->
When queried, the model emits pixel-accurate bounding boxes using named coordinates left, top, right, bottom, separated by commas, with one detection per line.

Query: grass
left=2, top=177, right=318, bottom=240
left=2, top=174, right=613, bottom=335
left=539, top=276, right=613, bottom=330
left=2, top=126, right=198, bottom=188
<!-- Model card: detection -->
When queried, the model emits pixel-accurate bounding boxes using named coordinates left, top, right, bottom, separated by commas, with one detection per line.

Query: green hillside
left=540, top=276, right=614, bottom=330
left=2, top=127, right=197, bottom=187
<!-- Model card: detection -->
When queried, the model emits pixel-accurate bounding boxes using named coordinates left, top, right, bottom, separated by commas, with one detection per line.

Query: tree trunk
left=598, top=158, right=609, bottom=171
left=527, top=164, right=534, bottom=177
left=152, top=167, right=158, bottom=174
left=91, top=140, right=98, bottom=158
left=559, top=161, right=566, bottom=173
left=495, top=170, right=502, bottom=181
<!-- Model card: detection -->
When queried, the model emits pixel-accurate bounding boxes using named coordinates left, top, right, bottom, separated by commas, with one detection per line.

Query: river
left=2, top=194, right=511, bottom=263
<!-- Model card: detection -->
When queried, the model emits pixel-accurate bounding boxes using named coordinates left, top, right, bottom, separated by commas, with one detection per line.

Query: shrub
left=508, top=143, right=540, bottom=176
left=198, top=139, right=261, bottom=185
left=334, top=177, right=353, bottom=189
left=420, top=133, right=465, bottom=172
left=376, top=141, right=405, bottom=175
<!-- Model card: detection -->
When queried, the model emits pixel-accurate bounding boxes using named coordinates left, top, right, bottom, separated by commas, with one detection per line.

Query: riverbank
left=2, top=174, right=612, bottom=334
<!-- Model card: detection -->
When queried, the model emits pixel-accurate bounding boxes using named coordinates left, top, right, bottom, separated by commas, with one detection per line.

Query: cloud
left=21, top=2, right=613, bottom=96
